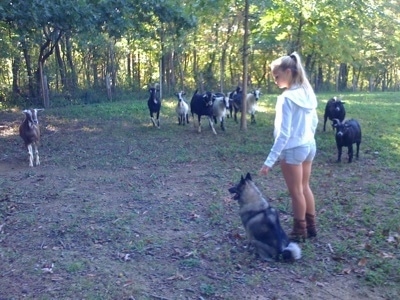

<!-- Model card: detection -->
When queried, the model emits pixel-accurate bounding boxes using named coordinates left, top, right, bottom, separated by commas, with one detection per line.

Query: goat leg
left=197, top=116, right=202, bottom=133
left=27, top=144, right=34, bottom=167
left=336, top=145, right=342, bottom=163
left=356, top=142, right=360, bottom=159
left=207, top=117, right=217, bottom=135
left=348, top=145, right=353, bottom=163
left=251, top=114, right=256, bottom=124
left=34, top=144, right=40, bottom=166
left=150, top=116, right=157, bottom=127
left=156, top=112, right=160, bottom=128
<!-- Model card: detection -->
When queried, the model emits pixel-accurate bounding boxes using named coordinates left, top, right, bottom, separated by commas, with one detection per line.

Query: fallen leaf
left=342, top=268, right=352, bottom=274
left=380, top=252, right=395, bottom=259
left=41, top=263, right=54, bottom=274
left=51, top=276, right=63, bottom=281
left=364, top=243, right=373, bottom=252
left=183, top=251, right=195, bottom=258
left=223, top=196, right=233, bottom=203
left=387, top=236, right=396, bottom=243
left=123, top=280, right=134, bottom=287
left=117, top=252, right=131, bottom=261
left=332, top=255, right=345, bottom=262
left=190, top=212, right=200, bottom=219
left=358, top=257, right=367, bottom=266
left=387, top=233, right=399, bottom=245
left=166, top=272, right=189, bottom=281
left=294, top=279, right=307, bottom=284
left=172, top=248, right=182, bottom=256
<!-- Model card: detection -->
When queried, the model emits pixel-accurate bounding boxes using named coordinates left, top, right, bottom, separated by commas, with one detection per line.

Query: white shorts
left=279, top=141, right=316, bottom=165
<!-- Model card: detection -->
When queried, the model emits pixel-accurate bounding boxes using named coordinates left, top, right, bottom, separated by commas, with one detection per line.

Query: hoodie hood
left=281, top=85, right=317, bottom=110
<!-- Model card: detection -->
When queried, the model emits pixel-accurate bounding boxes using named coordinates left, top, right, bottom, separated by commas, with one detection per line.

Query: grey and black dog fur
left=228, top=173, right=301, bottom=261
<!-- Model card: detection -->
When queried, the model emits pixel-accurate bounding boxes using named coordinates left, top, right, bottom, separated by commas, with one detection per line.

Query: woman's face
left=272, top=68, right=291, bottom=89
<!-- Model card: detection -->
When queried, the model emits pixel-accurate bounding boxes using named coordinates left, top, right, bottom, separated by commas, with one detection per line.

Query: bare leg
left=280, top=160, right=306, bottom=220
left=301, top=160, right=315, bottom=215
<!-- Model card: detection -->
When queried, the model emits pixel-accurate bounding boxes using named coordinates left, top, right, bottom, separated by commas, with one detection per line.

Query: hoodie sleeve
left=264, top=96, right=293, bottom=168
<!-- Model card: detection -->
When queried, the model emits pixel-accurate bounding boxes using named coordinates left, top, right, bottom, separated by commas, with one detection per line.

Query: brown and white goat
left=19, top=109, right=43, bottom=167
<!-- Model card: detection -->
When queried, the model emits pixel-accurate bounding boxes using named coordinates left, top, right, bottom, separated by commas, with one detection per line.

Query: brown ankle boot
left=306, top=213, right=317, bottom=238
left=290, top=219, right=307, bottom=242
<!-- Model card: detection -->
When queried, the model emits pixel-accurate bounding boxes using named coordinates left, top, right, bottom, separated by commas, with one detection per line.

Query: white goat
left=212, top=93, right=230, bottom=131
left=175, top=91, right=189, bottom=125
left=232, top=88, right=261, bottom=124
left=19, top=108, right=43, bottom=167
left=246, top=88, right=261, bottom=124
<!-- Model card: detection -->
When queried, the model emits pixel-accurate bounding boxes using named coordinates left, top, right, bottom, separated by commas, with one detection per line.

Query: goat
left=232, top=88, right=261, bottom=124
left=175, top=91, right=189, bottom=125
left=227, top=86, right=241, bottom=119
left=323, top=97, right=346, bottom=131
left=19, top=108, right=43, bottom=167
left=333, top=118, right=362, bottom=163
left=212, top=93, right=230, bottom=131
left=148, top=87, right=161, bottom=128
left=190, top=89, right=217, bottom=135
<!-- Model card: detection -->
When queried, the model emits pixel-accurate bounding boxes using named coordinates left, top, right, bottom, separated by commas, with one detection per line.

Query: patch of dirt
left=0, top=109, right=398, bottom=299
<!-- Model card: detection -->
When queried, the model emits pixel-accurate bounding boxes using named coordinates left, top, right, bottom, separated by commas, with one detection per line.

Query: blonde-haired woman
left=259, top=52, right=318, bottom=241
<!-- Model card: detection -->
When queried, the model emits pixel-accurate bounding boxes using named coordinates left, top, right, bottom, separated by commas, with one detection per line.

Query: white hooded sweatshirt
left=264, top=85, right=318, bottom=168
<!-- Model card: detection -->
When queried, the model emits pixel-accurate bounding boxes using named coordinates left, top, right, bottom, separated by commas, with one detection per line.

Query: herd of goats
left=18, top=88, right=361, bottom=167
left=147, top=86, right=261, bottom=134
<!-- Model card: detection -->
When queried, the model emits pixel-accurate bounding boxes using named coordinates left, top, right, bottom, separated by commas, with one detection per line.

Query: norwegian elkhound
left=228, top=173, right=301, bottom=261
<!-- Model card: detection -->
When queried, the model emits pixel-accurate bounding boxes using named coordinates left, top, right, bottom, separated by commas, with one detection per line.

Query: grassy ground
left=0, top=91, right=399, bottom=299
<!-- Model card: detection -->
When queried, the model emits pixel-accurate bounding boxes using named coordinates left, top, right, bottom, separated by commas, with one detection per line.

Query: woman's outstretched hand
left=259, top=165, right=270, bottom=176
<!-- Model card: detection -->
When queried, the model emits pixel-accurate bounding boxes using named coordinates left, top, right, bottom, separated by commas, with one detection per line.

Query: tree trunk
left=55, top=42, right=66, bottom=89
left=315, top=66, right=323, bottom=92
left=240, top=0, right=250, bottom=131
left=338, top=63, right=348, bottom=91
left=21, top=41, right=35, bottom=100
left=65, top=33, right=77, bottom=91
left=12, top=55, right=21, bottom=95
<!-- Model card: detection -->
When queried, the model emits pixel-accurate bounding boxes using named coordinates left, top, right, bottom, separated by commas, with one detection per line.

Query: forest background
left=0, top=0, right=399, bottom=108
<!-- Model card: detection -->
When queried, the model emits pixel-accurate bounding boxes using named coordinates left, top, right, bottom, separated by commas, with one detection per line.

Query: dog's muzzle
left=228, top=187, right=240, bottom=200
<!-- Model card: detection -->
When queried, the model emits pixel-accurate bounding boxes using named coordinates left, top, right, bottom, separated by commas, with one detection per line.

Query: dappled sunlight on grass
left=162, top=99, right=177, bottom=109
left=81, top=126, right=101, bottom=133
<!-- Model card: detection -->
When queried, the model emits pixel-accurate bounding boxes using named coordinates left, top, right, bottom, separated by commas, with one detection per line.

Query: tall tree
left=240, top=0, right=250, bottom=130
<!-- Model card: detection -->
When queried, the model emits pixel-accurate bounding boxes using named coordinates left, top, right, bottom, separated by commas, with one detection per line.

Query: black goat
left=323, top=97, right=346, bottom=131
left=190, top=89, right=217, bottom=135
left=19, top=108, right=43, bottom=167
left=334, top=118, right=362, bottom=163
left=148, top=87, right=161, bottom=128
left=227, top=86, right=241, bottom=119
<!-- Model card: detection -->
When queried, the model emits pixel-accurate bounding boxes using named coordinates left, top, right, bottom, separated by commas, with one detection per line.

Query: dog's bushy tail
left=282, top=242, right=302, bottom=261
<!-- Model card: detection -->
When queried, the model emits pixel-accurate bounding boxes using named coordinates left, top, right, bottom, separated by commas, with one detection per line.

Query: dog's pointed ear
left=245, top=173, right=252, bottom=181
left=240, top=175, right=246, bottom=184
